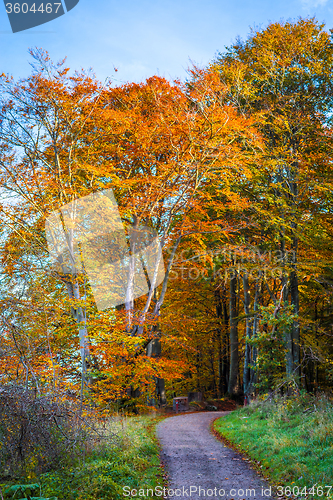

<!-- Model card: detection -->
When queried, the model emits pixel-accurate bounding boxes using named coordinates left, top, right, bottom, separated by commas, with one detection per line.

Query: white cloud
left=299, top=0, right=329, bottom=8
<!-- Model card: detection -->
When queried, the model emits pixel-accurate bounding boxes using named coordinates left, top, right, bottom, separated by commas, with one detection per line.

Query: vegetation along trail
left=157, top=412, right=273, bottom=500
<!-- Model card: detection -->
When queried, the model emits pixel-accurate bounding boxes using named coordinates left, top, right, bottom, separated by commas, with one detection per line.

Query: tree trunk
left=147, top=336, right=166, bottom=406
left=243, top=274, right=252, bottom=400
left=228, top=271, right=239, bottom=395
left=222, top=291, right=230, bottom=392
left=61, top=263, right=90, bottom=398
left=288, top=170, right=300, bottom=380
left=279, top=221, right=294, bottom=378
left=215, top=287, right=229, bottom=395
left=290, top=228, right=300, bottom=380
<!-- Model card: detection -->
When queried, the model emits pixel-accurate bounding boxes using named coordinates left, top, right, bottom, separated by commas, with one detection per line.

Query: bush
left=0, top=385, right=96, bottom=478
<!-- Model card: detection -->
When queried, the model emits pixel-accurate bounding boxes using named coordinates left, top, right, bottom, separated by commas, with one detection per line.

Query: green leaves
left=3, top=483, right=57, bottom=500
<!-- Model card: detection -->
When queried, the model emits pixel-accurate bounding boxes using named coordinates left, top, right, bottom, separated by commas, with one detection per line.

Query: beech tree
left=0, top=50, right=261, bottom=406
left=211, top=17, right=333, bottom=388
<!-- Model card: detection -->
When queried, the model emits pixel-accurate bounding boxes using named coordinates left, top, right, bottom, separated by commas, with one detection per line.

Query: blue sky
left=1, top=0, right=333, bottom=85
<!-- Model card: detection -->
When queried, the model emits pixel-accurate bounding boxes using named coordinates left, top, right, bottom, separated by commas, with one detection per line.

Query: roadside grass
left=0, top=414, right=166, bottom=500
left=213, top=392, right=333, bottom=500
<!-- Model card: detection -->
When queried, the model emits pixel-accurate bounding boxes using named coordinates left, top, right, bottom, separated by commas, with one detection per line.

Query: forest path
left=156, top=412, right=273, bottom=500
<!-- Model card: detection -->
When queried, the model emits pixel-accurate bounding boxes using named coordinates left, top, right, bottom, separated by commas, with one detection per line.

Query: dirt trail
left=157, top=411, right=274, bottom=500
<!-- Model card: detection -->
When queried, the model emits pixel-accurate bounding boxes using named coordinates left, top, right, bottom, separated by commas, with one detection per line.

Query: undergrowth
left=0, top=415, right=166, bottom=500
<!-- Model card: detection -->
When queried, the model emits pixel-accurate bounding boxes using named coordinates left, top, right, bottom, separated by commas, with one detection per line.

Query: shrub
left=0, top=385, right=98, bottom=478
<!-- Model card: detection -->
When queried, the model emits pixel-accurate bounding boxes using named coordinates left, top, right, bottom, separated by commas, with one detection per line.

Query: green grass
left=213, top=392, right=333, bottom=500
left=0, top=415, right=166, bottom=500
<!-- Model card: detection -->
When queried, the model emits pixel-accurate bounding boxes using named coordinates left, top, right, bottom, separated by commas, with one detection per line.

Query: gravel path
left=157, top=412, right=273, bottom=500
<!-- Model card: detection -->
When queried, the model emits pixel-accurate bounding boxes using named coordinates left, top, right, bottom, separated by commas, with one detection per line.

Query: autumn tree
left=211, top=17, right=333, bottom=388
left=0, top=50, right=262, bottom=407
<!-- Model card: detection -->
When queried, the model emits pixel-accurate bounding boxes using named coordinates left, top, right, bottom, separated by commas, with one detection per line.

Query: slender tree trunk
left=210, top=346, right=217, bottom=398
left=54, top=214, right=91, bottom=399
left=228, top=271, right=239, bottom=395
left=243, top=273, right=252, bottom=400
left=222, top=292, right=229, bottom=392
left=315, top=300, right=319, bottom=391
left=279, top=223, right=294, bottom=378
left=288, top=167, right=300, bottom=380
left=250, top=276, right=262, bottom=397
left=215, top=287, right=229, bottom=395
left=217, top=326, right=222, bottom=398
left=63, top=272, right=90, bottom=397
left=147, top=336, right=166, bottom=406
left=290, top=232, right=300, bottom=379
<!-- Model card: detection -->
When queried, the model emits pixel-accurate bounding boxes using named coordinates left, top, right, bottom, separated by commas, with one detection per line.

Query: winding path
left=157, top=412, right=274, bottom=500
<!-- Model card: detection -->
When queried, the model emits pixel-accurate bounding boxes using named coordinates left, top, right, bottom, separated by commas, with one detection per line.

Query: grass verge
left=0, top=414, right=167, bottom=500
left=213, top=392, right=333, bottom=500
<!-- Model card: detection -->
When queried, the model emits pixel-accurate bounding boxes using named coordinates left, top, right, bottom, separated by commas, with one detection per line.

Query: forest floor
left=157, top=411, right=273, bottom=500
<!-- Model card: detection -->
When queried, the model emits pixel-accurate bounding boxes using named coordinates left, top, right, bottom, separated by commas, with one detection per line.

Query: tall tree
left=212, top=17, right=333, bottom=381
left=0, top=51, right=261, bottom=405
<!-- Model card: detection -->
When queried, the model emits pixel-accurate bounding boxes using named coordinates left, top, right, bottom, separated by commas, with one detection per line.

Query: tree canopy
left=1, top=18, right=333, bottom=411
